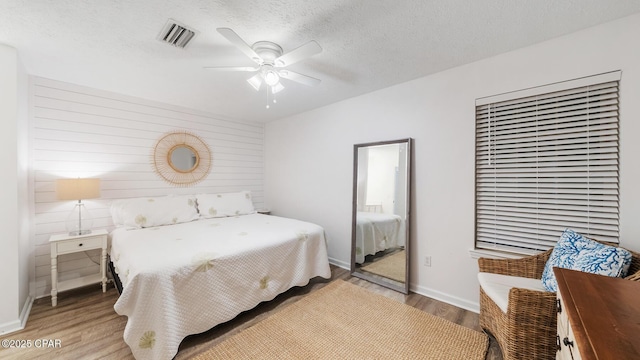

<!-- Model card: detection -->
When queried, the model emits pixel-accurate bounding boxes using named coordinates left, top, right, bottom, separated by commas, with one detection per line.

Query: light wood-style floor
left=0, top=266, right=503, bottom=359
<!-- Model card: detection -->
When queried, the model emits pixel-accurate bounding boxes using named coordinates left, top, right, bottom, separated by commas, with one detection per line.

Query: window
left=475, top=71, right=620, bottom=255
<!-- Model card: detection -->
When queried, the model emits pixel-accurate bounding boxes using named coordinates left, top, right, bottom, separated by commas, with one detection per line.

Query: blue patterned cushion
left=541, top=229, right=632, bottom=292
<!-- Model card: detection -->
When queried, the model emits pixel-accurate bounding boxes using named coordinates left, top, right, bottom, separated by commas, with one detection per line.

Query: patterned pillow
left=541, top=229, right=632, bottom=292
left=196, top=191, right=255, bottom=218
left=111, top=195, right=199, bottom=228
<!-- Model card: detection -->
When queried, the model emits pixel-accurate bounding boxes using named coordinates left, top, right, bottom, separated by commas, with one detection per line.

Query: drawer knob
left=563, top=337, right=574, bottom=347
left=78, top=243, right=83, bottom=247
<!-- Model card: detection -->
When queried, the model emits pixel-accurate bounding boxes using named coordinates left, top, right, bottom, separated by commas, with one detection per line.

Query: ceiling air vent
left=157, top=19, right=197, bottom=49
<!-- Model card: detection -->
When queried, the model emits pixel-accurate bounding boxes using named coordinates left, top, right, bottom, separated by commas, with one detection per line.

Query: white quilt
left=110, top=214, right=331, bottom=360
left=355, top=212, right=405, bottom=264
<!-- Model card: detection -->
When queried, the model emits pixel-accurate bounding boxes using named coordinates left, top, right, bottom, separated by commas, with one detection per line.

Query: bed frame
left=107, top=257, right=123, bottom=295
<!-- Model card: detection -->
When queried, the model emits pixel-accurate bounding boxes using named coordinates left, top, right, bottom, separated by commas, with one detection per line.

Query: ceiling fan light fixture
left=247, top=74, right=263, bottom=91
left=264, top=69, right=280, bottom=86
left=272, top=83, right=285, bottom=94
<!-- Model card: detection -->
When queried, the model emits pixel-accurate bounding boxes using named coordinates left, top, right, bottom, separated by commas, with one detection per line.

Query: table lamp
left=56, top=178, right=101, bottom=236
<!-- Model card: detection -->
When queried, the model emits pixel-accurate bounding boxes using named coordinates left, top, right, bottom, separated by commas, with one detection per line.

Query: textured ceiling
left=1, top=1, right=640, bottom=122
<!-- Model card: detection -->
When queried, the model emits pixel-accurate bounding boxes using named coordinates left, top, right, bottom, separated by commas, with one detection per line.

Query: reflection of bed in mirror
left=355, top=211, right=405, bottom=264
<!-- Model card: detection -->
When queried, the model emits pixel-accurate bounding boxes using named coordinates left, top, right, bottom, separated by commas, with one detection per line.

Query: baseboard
left=0, top=318, right=21, bottom=335
left=0, top=295, right=34, bottom=335
left=19, top=295, right=33, bottom=329
left=410, top=283, right=480, bottom=314
left=328, top=257, right=350, bottom=270
left=329, top=257, right=478, bottom=313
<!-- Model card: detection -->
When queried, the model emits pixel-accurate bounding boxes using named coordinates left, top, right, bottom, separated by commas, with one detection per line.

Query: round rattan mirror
left=152, top=131, right=211, bottom=186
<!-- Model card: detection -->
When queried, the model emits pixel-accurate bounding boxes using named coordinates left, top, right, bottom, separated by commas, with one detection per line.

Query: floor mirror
left=351, top=138, right=412, bottom=294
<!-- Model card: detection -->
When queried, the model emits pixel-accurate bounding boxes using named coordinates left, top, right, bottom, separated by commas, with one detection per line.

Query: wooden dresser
left=554, top=267, right=640, bottom=360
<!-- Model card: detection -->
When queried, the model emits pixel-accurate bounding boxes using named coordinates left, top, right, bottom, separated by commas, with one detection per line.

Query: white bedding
left=355, top=212, right=405, bottom=264
left=110, top=214, right=331, bottom=360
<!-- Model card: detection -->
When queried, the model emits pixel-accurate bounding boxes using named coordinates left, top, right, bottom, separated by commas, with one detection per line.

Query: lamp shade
left=56, top=178, right=101, bottom=200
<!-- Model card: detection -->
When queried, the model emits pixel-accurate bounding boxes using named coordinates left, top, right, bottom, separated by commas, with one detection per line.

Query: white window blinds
left=475, top=72, right=621, bottom=255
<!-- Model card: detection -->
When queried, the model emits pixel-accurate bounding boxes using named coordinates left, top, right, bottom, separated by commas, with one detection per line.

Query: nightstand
left=49, top=229, right=108, bottom=306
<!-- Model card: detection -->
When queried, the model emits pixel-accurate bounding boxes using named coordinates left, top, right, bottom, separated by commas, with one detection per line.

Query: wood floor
left=0, top=266, right=503, bottom=359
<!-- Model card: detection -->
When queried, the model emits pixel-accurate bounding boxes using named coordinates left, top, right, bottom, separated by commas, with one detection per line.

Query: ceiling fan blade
left=217, top=28, right=262, bottom=64
left=274, top=40, right=322, bottom=67
left=279, top=70, right=321, bottom=87
left=203, top=66, right=260, bottom=72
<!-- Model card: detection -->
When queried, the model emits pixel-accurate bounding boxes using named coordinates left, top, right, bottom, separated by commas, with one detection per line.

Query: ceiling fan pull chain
left=266, top=86, right=270, bottom=109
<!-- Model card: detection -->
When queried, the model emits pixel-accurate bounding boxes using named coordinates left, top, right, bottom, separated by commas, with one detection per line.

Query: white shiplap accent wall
left=31, top=76, right=264, bottom=298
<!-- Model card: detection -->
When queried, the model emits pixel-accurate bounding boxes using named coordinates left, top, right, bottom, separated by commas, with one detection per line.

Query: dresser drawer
left=557, top=337, right=573, bottom=360
left=557, top=319, right=582, bottom=360
left=56, top=235, right=103, bottom=253
left=565, top=322, right=582, bottom=360
left=557, top=295, right=571, bottom=360
left=557, top=296, right=569, bottom=336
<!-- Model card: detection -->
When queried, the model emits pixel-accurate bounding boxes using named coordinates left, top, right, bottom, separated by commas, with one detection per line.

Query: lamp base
left=66, top=202, right=94, bottom=236
left=68, top=229, right=93, bottom=236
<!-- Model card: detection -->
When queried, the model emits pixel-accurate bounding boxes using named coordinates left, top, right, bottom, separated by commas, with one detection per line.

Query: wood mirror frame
left=152, top=131, right=211, bottom=186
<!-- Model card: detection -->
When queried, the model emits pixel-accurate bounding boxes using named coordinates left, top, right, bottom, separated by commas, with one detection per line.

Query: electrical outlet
left=424, top=256, right=432, bottom=267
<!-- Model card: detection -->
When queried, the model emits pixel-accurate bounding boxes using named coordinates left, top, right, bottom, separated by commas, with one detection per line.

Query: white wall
left=17, top=46, right=31, bottom=323
left=265, top=13, right=640, bottom=311
left=0, top=44, right=31, bottom=334
left=31, top=77, right=265, bottom=298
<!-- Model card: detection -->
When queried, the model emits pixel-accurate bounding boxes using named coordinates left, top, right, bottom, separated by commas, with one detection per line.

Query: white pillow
left=110, top=195, right=199, bottom=228
left=197, top=191, right=255, bottom=218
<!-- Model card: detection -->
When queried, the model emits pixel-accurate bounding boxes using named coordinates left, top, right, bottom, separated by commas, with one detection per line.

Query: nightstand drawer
left=56, top=235, right=103, bottom=253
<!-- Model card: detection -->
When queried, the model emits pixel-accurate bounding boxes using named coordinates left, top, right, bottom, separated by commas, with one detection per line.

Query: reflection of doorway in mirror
left=362, top=144, right=401, bottom=216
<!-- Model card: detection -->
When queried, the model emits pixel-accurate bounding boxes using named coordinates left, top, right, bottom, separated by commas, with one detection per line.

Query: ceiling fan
left=206, top=28, right=322, bottom=100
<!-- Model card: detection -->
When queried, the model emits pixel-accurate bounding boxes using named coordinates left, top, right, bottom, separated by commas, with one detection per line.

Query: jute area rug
left=361, top=250, right=406, bottom=283
left=194, top=280, right=488, bottom=360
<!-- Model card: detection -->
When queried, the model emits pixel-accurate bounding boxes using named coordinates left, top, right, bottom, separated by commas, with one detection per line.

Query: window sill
left=468, top=248, right=525, bottom=260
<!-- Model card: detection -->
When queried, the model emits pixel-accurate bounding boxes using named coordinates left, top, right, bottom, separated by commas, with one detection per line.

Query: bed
left=355, top=211, right=405, bottom=264
left=109, top=192, right=331, bottom=360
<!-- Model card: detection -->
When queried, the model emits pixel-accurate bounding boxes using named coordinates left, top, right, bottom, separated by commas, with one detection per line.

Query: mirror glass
left=170, top=146, right=198, bottom=172
left=351, top=138, right=411, bottom=294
